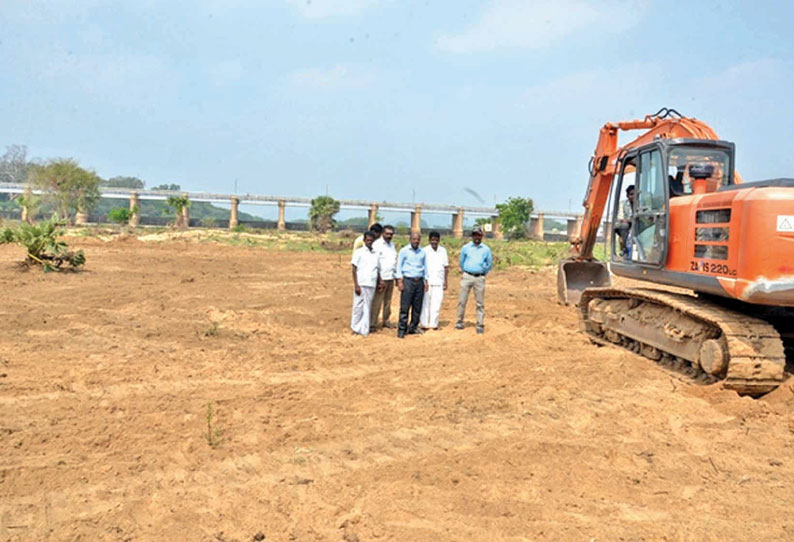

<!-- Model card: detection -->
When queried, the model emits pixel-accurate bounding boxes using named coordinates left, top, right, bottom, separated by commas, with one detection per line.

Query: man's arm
left=375, top=253, right=383, bottom=291
left=395, top=249, right=405, bottom=291
left=442, top=249, right=449, bottom=289
left=483, top=247, right=493, bottom=274
left=459, top=245, right=467, bottom=271
left=420, top=250, right=429, bottom=292
left=352, top=264, right=361, bottom=296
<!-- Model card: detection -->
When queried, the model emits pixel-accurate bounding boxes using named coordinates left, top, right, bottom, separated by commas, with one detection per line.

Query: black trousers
left=398, top=277, right=425, bottom=333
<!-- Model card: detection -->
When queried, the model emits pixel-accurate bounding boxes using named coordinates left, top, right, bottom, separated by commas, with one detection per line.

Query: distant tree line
left=0, top=144, right=258, bottom=224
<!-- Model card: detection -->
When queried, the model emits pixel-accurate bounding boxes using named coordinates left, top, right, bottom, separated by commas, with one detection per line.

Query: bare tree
left=0, top=145, right=30, bottom=184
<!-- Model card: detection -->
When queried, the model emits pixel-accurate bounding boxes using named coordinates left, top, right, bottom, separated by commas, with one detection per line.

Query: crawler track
left=580, top=287, right=786, bottom=396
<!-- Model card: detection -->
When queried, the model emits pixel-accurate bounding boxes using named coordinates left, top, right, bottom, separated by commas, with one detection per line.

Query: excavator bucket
left=557, top=260, right=611, bottom=306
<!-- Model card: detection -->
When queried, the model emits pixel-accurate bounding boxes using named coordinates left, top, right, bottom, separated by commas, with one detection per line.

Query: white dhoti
left=420, top=285, right=444, bottom=329
left=351, top=286, right=375, bottom=336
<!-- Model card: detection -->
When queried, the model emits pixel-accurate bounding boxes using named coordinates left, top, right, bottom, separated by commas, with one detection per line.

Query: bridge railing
left=0, top=183, right=583, bottom=239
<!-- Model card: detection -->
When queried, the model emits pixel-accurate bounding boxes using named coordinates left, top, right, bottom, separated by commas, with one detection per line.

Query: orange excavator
left=558, top=108, right=794, bottom=395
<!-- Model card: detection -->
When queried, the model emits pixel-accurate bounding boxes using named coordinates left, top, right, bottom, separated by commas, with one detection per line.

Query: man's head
left=370, top=223, right=383, bottom=239
left=382, top=225, right=395, bottom=243
left=429, top=231, right=440, bottom=249
left=363, top=230, right=376, bottom=249
left=472, top=226, right=483, bottom=245
left=626, top=185, right=635, bottom=202
left=409, top=231, right=421, bottom=249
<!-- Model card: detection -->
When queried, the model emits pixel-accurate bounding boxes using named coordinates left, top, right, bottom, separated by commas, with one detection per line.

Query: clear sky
left=2, top=0, right=793, bottom=221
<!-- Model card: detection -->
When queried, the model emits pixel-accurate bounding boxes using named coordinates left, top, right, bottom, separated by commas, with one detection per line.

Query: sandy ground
left=2, top=236, right=794, bottom=542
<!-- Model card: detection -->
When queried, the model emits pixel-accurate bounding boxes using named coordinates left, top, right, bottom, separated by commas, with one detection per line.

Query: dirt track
left=2, top=237, right=794, bottom=541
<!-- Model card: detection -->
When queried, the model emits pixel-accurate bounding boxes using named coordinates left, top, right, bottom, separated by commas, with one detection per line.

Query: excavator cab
left=558, top=138, right=735, bottom=306
left=609, top=140, right=733, bottom=267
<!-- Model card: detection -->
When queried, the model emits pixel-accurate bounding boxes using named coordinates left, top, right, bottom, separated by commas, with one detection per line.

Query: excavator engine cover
left=557, top=260, right=611, bottom=306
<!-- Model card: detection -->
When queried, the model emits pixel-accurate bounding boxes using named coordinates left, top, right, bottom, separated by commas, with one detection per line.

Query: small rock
left=252, top=532, right=265, bottom=541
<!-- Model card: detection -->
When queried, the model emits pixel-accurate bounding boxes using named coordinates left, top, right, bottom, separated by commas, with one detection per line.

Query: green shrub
left=0, top=218, right=86, bottom=272
left=308, top=195, right=340, bottom=233
left=496, top=197, right=534, bottom=239
left=107, top=207, right=132, bottom=224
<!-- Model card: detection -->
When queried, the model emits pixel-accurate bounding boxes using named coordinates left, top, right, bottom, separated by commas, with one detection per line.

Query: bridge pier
left=368, top=204, right=379, bottom=228
left=566, top=218, right=580, bottom=240
left=229, top=197, right=239, bottom=229
left=451, top=209, right=464, bottom=239
left=277, top=199, right=286, bottom=231
left=129, top=192, right=140, bottom=227
left=180, top=195, right=190, bottom=229
left=529, top=213, right=544, bottom=240
left=491, top=216, right=503, bottom=240
left=20, top=205, right=29, bottom=224
left=410, top=205, right=421, bottom=233
left=75, top=212, right=88, bottom=226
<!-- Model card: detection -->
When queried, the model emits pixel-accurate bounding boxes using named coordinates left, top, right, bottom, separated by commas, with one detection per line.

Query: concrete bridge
left=0, top=183, right=583, bottom=239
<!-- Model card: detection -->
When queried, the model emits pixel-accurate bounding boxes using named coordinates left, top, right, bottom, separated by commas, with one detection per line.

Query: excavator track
left=579, top=287, right=786, bottom=396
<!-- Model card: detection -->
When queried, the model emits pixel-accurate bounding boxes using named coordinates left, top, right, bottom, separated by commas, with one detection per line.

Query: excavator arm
left=559, top=108, right=729, bottom=304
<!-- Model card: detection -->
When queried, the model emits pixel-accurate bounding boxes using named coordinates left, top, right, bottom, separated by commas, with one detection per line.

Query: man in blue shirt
left=456, top=226, right=492, bottom=334
left=395, top=231, right=428, bottom=338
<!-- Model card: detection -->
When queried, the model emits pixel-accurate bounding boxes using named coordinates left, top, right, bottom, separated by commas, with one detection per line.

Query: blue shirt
left=460, top=241, right=492, bottom=275
left=395, top=245, right=428, bottom=279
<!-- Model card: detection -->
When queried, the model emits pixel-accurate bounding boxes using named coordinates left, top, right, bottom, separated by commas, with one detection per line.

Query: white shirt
left=423, top=245, right=449, bottom=286
left=373, top=238, right=397, bottom=280
left=351, top=246, right=380, bottom=288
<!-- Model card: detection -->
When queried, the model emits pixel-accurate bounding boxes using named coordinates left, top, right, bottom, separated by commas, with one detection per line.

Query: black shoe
left=397, top=330, right=405, bottom=338
left=455, top=323, right=464, bottom=330
left=408, top=327, right=423, bottom=335
left=476, top=327, right=484, bottom=335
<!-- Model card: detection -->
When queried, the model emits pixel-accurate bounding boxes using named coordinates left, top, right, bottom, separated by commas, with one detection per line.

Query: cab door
left=632, top=148, right=668, bottom=266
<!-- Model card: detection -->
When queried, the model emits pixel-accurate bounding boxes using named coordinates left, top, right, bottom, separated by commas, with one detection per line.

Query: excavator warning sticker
left=778, top=216, right=794, bottom=232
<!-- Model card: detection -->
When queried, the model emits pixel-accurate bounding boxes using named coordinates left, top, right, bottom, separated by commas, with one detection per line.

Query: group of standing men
left=350, top=223, right=493, bottom=338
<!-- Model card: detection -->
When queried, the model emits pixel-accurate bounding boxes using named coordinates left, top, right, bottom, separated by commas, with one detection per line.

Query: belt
left=403, top=277, right=424, bottom=281
left=465, top=272, right=485, bottom=277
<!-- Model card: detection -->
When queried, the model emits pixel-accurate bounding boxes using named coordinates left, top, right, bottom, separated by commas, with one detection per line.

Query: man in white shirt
left=420, top=231, right=449, bottom=329
left=350, top=230, right=381, bottom=336
left=370, top=224, right=397, bottom=330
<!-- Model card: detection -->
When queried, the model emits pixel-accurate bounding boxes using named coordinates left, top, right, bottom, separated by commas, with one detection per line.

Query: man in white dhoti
left=420, top=231, right=449, bottom=329
left=350, top=230, right=381, bottom=336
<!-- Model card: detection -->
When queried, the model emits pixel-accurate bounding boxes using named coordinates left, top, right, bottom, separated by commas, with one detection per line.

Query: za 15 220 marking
left=690, top=260, right=737, bottom=276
